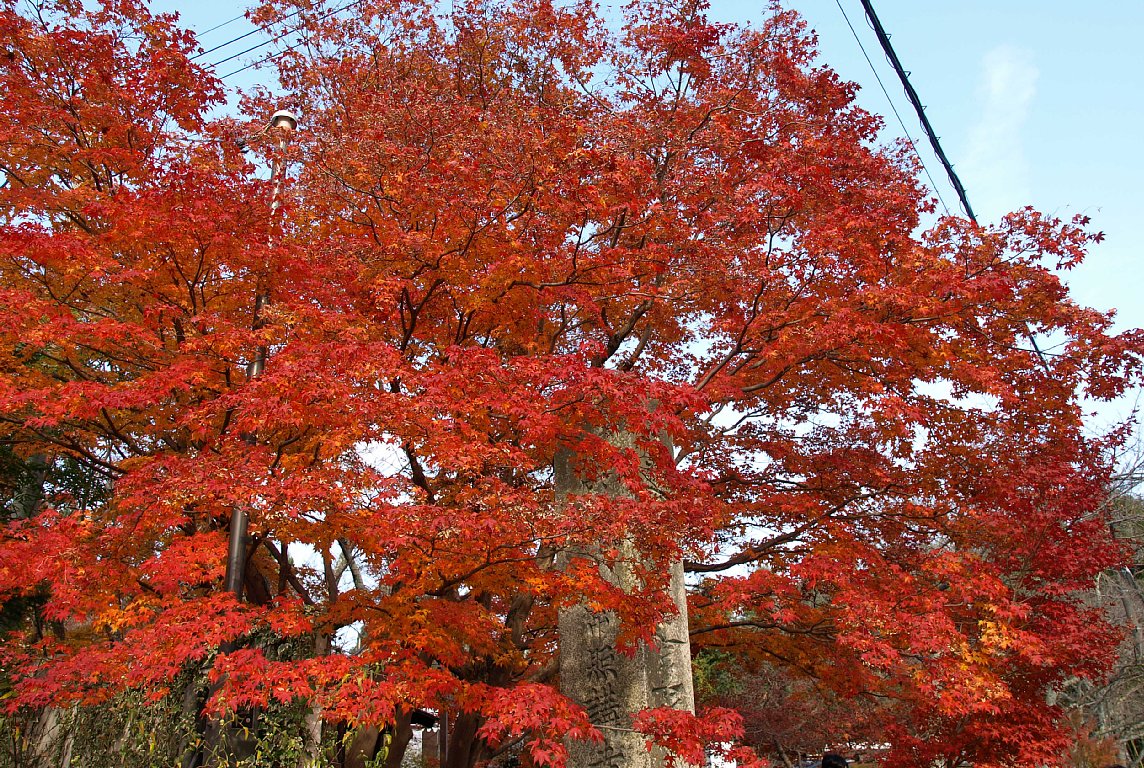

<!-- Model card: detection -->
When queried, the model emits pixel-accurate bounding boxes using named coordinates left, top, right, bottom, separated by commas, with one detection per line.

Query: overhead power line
left=855, top=0, right=1051, bottom=370
left=191, top=3, right=315, bottom=62
left=192, top=24, right=267, bottom=62
left=197, top=13, right=247, bottom=38
left=197, top=0, right=368, bottom=80
left=832, top=0, right=951, bottom=217
left=208, top=23, right=302, bottom=70
left=856, top=0, right=976, bottom=223
left=219, top=39, right=308, bottom=80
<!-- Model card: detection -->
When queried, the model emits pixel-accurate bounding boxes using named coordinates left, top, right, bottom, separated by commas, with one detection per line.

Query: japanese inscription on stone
left=556, top=431, right=696, bottom=768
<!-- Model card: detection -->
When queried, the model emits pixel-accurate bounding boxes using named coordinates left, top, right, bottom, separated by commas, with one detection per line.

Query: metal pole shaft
left=223, top=507, right=250, bottom=594
left=224, top=111, right=296, bottom=599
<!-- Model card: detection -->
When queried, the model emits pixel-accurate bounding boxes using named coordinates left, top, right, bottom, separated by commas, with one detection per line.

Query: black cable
left=192, top=26, right=265, bottom=61
left=857, top=0, right=975, bottom=223
left=219, top=39, right=307, bottom=80
left=205, top=0, right=366, bottom=74
left=197, top=13, right=247, bottom=37
left=833, top=0, right=951, bottom=217
left=857, top=0, right=1051, bottom=371
left=191, top=2, right=321, bottom=62
left=209, top=24, right=300, bottom=69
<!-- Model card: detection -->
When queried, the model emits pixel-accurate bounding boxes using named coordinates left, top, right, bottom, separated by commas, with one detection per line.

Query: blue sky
left=162, top=0, right=1142, bottom=426
left=763, top=2, right=1143, bottom=429
left=766, top=3, right=1141, bottom=336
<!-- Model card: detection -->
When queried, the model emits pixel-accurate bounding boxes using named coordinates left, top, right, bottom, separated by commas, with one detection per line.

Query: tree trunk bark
left=444, top=710, right=487, bottom=768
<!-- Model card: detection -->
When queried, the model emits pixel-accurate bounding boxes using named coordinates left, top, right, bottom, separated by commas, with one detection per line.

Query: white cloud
left=961, top=45, right=1039, bottom=219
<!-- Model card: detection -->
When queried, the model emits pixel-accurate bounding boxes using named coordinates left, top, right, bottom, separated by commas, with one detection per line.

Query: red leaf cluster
left=0, top=0, right=1139, bottom=765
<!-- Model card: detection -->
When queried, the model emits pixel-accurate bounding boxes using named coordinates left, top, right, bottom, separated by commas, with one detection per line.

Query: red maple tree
left=1, top=0, right=1141, bottom=766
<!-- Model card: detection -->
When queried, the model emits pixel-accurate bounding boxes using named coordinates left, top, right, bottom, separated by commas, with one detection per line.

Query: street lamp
left=223, top=109, right=298, bottom=598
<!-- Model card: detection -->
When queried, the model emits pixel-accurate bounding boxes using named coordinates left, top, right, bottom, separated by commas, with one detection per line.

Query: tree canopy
left=1, top=0, right=1141, bottom=766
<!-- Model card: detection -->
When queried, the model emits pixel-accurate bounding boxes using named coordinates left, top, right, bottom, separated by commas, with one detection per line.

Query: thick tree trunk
left=344, top=725, right=382, bottom=768
left=555, top=430, right=695, bottom=768
left=298, top=632, right=330, bottom=767
left=444, top=710, right=488, bottom=768
left=13, top=452, right=47, bottom=519
left=383, top=710, right=415, bottom=768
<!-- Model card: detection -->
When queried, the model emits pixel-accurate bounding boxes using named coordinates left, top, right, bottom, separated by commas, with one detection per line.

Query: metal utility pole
left=224, top=109, right=298, bottom=598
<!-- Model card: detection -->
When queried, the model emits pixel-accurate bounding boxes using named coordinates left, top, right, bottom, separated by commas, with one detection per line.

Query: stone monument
left=556, top=431, right=695, bottom=768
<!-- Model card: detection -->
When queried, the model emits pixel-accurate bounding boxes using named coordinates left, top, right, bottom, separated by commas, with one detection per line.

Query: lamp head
left=270, top=110, right=298, bottom=132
